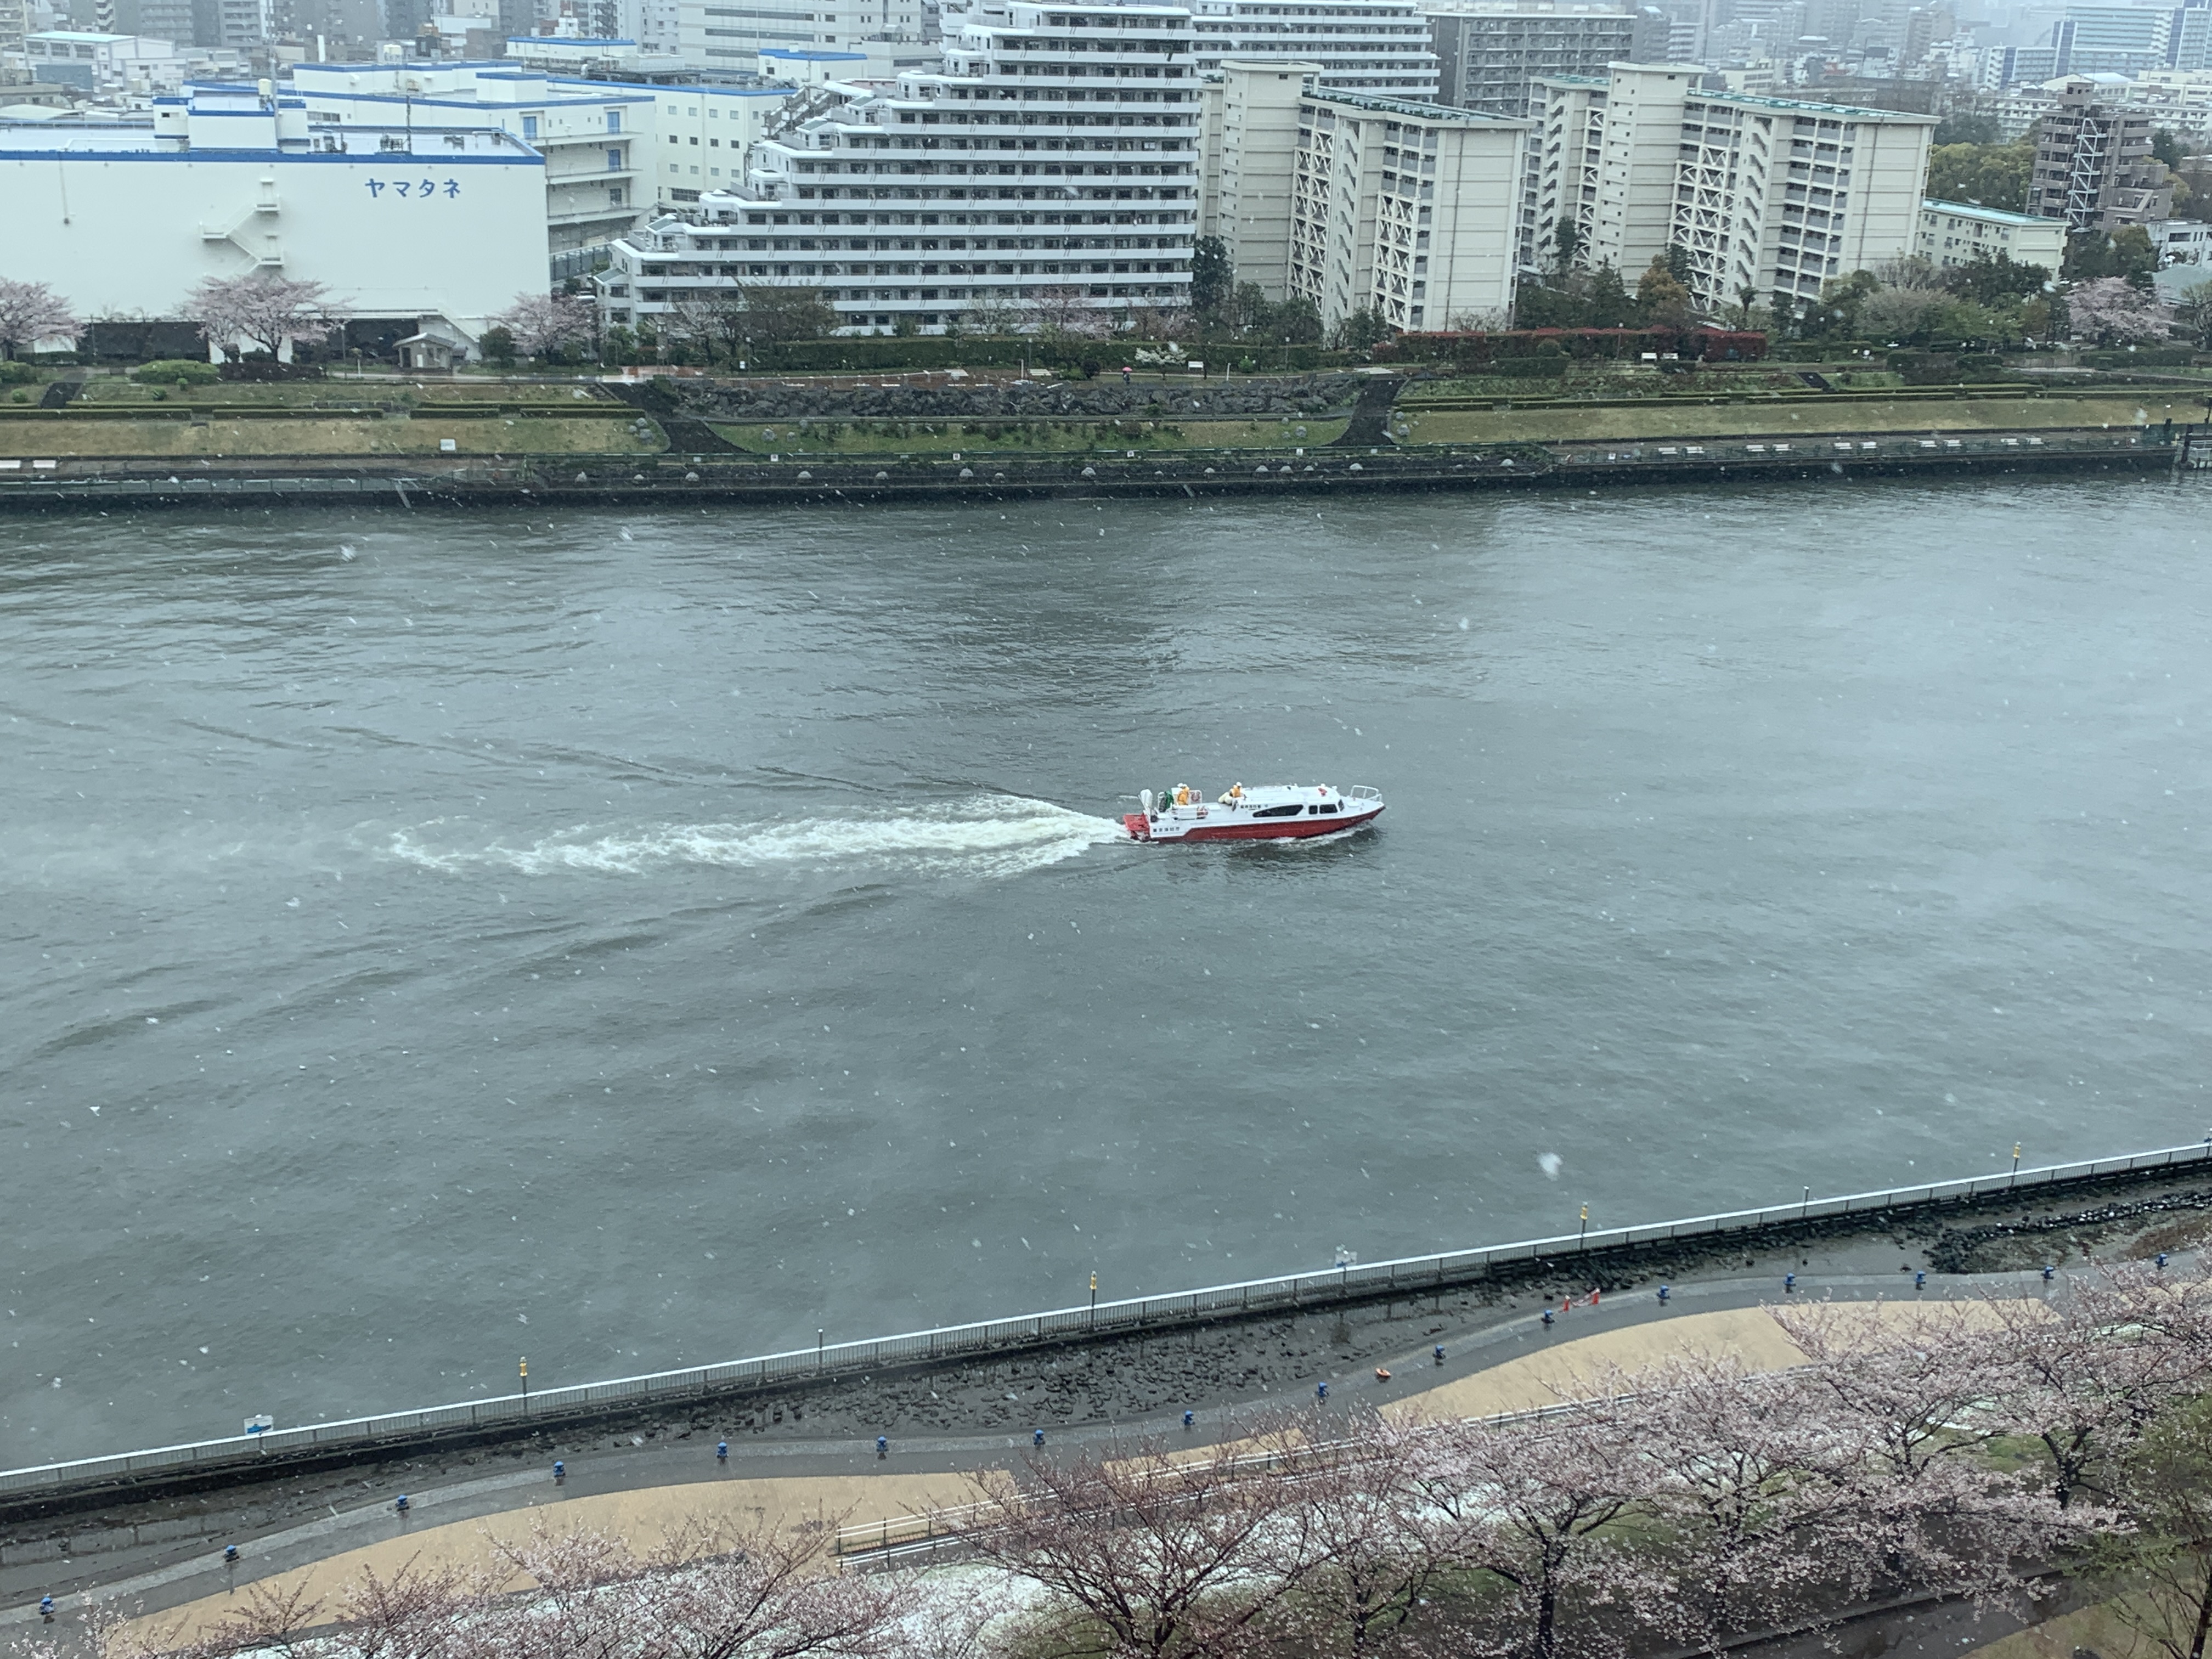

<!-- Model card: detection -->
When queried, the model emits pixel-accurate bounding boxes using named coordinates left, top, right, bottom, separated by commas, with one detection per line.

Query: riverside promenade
left=6, top=1135, right=2212, bottom=1645
left=9, top=1281, right=2051, bottom=1651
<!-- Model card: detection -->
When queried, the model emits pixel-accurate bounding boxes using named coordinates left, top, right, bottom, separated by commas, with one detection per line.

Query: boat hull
left=1122, top=805, right=1383, bottom=843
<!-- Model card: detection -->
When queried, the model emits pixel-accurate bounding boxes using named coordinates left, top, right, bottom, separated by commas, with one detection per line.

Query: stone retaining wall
left=690, top=371, right=1370, bottom=422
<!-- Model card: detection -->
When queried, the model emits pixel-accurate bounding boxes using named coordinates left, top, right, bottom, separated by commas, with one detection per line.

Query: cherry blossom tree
left=489, top=291, right=597, bottom=359
left=1602, top=1354, right=1869, bottom=1650
left=326, top=1556, right=486, bottom=1659
left=1418, top=1406, right=1662, bottom=1659
left=1027, top=287, right=1111, bottom=340
left=627, top=1511, right=913, bottom=1659
left=2067, top=275, right=2169, bottom=345
left=0, top=279, right=82, bottom=359
left=185, top=274, right=346, bottom=362
left=1774, top=1299, right=2098, bottom=1604
left=1247, top=1408, right=1500, bottom=1656
left=1982, top=1268, right=2212, bottom=1511
left=953, top=1417, right=1328, bottom=1659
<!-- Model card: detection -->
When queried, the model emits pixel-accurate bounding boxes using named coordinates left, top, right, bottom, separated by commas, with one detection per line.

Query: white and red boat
left=1122, top=782, right=1384, bottom=844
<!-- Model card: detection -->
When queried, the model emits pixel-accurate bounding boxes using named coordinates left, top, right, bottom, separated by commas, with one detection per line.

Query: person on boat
left=1217, top=782, right=1246, bottom=806
left=1173, top=783, right=1192, bottom=807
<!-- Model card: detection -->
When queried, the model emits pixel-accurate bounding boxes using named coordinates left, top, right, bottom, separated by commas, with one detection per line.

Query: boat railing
left=1347, top=785, right=1382, bottom=802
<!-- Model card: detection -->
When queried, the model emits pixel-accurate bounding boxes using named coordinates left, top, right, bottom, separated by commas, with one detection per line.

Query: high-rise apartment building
left=1198, top=54, right=1525, bottom=328
left=676, top=0, right=922, bottom=69
left=2028, top=76, right=2174, bottom=226
left=1187, top=0, right=1437, bottom=98
left=190, top=0, right=265, bottom=45
left=1525, top=63, right=1936, bottom=307
left=2046, top=3, right=2210, bottom=76
left=1287, top=81, right=1525, bottom=327
left=1423, top=2, right=1645, bottom=119
left=0, top=0, right=30, bottom=53
left=603, top=0, right=1198, bottom=334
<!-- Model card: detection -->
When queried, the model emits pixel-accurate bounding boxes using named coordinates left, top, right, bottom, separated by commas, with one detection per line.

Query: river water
left=5, top=474, right=2210, bottom=1464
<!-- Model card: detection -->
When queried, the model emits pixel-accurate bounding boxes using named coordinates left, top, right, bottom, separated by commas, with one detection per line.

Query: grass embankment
left=706, top=417, right=1350, bottom=455
left=0, top=375, right=661, bottom=458
left=1400, top=393, right=2176, bottom=445
left=61, top=379, right=612, bottom=408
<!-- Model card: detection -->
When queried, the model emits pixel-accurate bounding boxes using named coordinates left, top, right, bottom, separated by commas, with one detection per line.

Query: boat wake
left=382, top=797, right=1126, bottom=881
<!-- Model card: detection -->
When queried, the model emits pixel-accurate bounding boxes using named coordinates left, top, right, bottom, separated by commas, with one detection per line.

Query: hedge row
left=1376, top=328, right=1770, bottom=365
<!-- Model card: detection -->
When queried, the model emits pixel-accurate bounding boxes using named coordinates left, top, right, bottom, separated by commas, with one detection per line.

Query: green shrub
left=0, top=360, right=37, bottom=385
left=2079, top=346, right=2198, bottom=368
left=1490, top=356, right=1570, bottom=379
left=133, top=359, right=221, bottom=386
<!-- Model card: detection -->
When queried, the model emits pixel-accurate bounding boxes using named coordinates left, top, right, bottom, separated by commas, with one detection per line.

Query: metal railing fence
left=3, top=1138, right=2206, bottom=1503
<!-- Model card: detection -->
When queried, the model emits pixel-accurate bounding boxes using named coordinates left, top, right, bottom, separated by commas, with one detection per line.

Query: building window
left=607, top=148, right=622, bottom=172
left=522, top=114, right=540, bottom=140
left=607, top=111, right=622, bottom=133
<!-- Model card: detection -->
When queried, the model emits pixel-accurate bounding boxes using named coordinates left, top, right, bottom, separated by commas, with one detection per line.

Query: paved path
left=73, top=1273, right=2049, bottom=1652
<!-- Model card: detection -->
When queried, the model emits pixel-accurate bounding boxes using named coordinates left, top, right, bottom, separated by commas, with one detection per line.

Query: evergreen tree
left=1190, top=237, right=1233, bottom=325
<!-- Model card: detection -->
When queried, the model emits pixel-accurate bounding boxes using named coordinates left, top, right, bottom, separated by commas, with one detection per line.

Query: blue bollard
left=394, top=1495, right=410, bottom=1515
left=224, top=1545, right=239, bottom=1564
left=1434, top=1345, right=1446, bottom=1363
left=552, top=1460, right=565, bottom=1482
left=1183, top=1410, right=1195, bottom=1429
left=1915, top=1270, right=1926, bottom=1290
left=40, top=1596, right=54, bottom=1623
left=1542, top=1308, right=1554, bottom=1328
left=2159, top=1252, right=2170, bottom=1269
left=1785, top=1273, right=1796, bottom=1293
left=716, top=1440, right=729, bottom=1462
left=2042, top=1264, right=2056, bottom=1283
left=1658, top=1284, right=1671, bottom=1304
left=1033, top=1429, right=1045, bottom=1447
left=1316, top=1381, right=1329, bottom=1403
left=876, top=1436, right=888, bottom=1459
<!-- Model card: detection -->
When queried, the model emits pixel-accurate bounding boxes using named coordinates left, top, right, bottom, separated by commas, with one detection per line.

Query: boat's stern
left=1122, top=812, right=1153, bottom=842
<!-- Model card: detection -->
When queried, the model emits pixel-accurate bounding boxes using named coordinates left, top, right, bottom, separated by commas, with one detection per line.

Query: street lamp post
left=1578, top=1204, right=1589, bottom=1250
left=1088, top=1272, right=1098, bottom=1332
left=2011, top=1142, right=2022, bottom=1186
left=520, top=1355, right=528, bottom=1410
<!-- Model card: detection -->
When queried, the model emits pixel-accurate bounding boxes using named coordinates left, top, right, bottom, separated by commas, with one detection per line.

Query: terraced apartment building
left=599, top=0, right=1198, bottom=334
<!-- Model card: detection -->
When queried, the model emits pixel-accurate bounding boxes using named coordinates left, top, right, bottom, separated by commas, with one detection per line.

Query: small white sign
left=439, top=438, right=458, bottom=453
left=244, top=1414, right=274, bottom=1436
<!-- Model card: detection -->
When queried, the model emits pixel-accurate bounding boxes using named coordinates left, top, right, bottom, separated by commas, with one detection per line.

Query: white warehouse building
left=0, top=82, right=547, bottom=349
left=288, top=61, right=656, bottom=257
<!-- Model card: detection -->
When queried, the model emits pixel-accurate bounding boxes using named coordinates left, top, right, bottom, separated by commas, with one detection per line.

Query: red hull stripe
left=1154, top=808, right=1383, bottom=843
